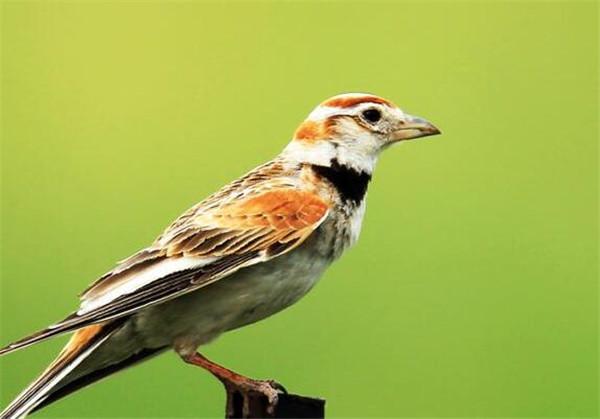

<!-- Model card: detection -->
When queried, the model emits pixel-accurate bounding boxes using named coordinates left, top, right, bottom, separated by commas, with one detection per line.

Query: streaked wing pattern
left=71, top=188, right=329, bottom=326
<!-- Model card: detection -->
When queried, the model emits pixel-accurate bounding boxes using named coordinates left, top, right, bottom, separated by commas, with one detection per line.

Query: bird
left=0, top=93, right=440, bottom=418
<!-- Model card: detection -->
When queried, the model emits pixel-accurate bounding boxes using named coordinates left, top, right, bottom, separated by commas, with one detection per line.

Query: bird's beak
left=390, top=114, right=441, bottom=143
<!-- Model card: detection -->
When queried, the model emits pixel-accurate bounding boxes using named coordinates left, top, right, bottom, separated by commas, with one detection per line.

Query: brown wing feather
left=165, top=189, right=329, bottom=257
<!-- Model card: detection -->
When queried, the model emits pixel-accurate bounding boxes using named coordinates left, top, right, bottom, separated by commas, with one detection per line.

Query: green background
left=1, top=1, right=597, bottom=418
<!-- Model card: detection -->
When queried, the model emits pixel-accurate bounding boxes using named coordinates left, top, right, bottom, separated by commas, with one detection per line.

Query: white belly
left=133, top=242, right=331, bottom=349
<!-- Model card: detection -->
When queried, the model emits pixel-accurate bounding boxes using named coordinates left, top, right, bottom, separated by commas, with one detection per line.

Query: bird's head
left=282, top=93, right=440, bottom=174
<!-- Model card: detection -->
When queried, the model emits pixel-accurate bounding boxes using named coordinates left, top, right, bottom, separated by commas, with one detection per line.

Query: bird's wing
left=0, top=183, right=330, bottom=356
left=79, top=186, right=330, bottom=314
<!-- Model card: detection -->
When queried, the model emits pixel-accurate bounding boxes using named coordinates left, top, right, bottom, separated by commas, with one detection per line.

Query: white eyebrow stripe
left=306, top=106, right=351, bottom=121
left=306, top=101, right=400, bottom=122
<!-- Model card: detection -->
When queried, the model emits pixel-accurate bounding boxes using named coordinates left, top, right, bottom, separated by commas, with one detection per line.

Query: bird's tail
left=0, top=321, right=123, bottom=419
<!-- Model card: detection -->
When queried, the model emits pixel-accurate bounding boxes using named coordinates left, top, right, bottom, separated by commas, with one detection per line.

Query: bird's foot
left=222, top=377, right=286, bottom=416
left=244, top=378, right=286, bottom=402
left=180, top=352, right=286, bottom=417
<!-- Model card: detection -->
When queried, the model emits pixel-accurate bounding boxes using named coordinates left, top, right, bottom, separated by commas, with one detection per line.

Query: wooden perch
left=222, top=381, right=325, bottom=418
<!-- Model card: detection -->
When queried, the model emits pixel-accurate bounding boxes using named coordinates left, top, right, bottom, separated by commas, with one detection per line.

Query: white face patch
left=283, top=93, right=407, bottom=174
left=330, top=117, right=380, bottom=173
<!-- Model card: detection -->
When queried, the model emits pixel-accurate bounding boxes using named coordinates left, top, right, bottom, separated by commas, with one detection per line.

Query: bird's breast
left=310, top=199, right=367, bottom=260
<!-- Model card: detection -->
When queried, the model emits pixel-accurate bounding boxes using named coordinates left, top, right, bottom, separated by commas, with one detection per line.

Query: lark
left=0, top=93, right=440, bottom=418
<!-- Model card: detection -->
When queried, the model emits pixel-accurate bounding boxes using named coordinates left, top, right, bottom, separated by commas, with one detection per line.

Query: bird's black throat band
left=311, top=159, right=371, bottom=205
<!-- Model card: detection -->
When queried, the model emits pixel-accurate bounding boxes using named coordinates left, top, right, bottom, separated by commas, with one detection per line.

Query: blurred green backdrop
left=1, top=1, right=597, bottom=418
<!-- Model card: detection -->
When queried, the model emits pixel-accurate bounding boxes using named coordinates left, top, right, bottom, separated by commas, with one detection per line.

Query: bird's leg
left=180, top=352, right=285, bottom=416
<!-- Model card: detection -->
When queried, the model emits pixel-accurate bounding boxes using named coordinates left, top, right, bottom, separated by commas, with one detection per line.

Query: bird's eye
left=362, top=108, right=381, bottom=124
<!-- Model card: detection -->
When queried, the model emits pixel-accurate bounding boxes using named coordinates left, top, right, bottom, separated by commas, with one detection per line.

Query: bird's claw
left=222, top=377, right=285, bottom=416
left=242, top=378, right=283, bottom=406
left=266, top=379, right=287, bottom=394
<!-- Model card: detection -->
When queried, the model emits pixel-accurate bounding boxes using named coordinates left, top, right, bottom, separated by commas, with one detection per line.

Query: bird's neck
left=282, top=138, right=379, bottom=174
left=311, top=158, right=372, bottom=205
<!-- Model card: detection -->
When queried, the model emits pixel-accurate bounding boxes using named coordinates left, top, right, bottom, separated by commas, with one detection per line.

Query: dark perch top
left=224, top=383, right=325, bottom=418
